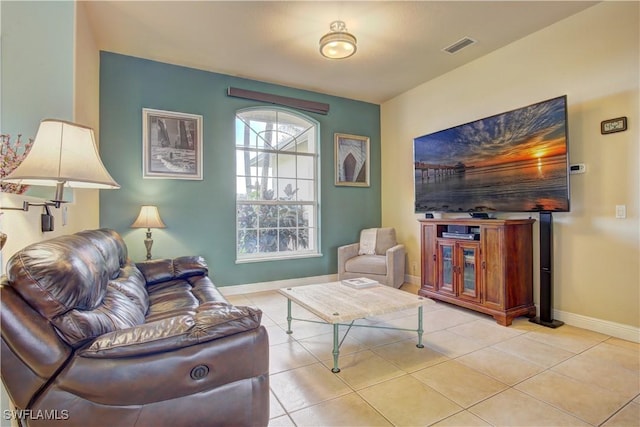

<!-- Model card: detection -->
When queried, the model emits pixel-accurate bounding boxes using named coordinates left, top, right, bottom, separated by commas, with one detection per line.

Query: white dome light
left=319, top=21, right=357, bottom=59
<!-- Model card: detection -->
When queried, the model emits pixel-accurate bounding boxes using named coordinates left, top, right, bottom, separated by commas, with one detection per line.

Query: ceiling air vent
left=442, top=37, right=477, bottom=54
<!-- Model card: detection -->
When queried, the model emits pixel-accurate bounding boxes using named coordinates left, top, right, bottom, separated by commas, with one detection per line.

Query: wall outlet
left=615, top=205, right=626, bottom=219
left=412, top=262, right=417, bottom=275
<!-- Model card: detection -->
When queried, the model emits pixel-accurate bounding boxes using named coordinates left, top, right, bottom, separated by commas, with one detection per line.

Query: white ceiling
left=83, top=1, right=598, bottom=104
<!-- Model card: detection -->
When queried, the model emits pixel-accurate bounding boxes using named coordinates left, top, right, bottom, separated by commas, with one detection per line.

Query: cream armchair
left=337, top=227, right=405, bottom=288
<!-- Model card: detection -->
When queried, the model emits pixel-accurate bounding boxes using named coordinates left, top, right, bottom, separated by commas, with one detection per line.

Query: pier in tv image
left=414, top=95, right=570, bottom=214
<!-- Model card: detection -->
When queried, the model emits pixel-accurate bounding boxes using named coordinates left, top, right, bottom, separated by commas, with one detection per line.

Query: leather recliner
left=0, top=229, right=269, bottom=426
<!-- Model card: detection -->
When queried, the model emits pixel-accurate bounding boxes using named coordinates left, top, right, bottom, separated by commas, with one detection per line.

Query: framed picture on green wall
left=142, top=108, right=203, bottom=180
left=335, top=133, right=370, bottom=187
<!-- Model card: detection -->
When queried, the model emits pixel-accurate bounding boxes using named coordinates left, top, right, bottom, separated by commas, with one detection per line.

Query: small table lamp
left=131, top=205, right=166, bottom=260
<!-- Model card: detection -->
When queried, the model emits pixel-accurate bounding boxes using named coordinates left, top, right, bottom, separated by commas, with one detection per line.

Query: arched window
left=235, top=108, right=319, bottom=261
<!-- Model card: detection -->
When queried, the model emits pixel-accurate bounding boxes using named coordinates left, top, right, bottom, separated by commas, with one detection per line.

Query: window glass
left=236, top=108, right=319, bottom=261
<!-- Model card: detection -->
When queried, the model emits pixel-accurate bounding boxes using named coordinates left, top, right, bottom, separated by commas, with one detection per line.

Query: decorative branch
left=1, top=133, right=34, bottom=194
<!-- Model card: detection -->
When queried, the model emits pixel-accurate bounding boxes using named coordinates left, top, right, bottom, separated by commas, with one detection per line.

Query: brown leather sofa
left=1, top=229, right=269, bottom=427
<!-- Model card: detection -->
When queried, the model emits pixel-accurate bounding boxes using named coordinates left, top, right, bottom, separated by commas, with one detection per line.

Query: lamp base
left=144, top=230, right=154, bottom=260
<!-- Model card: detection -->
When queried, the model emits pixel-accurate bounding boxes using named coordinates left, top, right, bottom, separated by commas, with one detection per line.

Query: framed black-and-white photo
left=335, top=133, right=370, bottom=187
left=142, top=108, right=203, bottom=180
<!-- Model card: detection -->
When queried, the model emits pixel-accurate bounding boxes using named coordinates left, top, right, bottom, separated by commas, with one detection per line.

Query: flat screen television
left=414, top=95, right=570, bottom=214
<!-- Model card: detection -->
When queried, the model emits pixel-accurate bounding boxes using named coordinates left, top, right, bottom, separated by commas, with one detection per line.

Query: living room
left=1, top=1, right=638, bottom=426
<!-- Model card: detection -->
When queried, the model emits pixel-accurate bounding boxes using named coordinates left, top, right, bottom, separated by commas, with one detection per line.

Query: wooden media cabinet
left=419, top=218, right=536, bottom=326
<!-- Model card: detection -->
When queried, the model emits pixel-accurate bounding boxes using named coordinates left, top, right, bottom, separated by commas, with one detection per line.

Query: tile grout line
left=251, top=289, right=637, bottom=426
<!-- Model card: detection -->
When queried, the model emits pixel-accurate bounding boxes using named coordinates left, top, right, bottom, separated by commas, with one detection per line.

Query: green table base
left=285, top=298, right=424, bottom=373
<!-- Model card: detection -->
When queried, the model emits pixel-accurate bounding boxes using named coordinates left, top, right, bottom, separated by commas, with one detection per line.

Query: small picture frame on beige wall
left=600, top=116, right=627, bottom=135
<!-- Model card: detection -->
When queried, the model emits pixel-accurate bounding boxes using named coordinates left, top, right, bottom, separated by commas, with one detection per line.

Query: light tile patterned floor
left=227, top=284, right=640, bottom=427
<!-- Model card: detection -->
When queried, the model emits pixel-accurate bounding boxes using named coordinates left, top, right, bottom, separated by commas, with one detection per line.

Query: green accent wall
left=99, top=52, right=381, bottom=286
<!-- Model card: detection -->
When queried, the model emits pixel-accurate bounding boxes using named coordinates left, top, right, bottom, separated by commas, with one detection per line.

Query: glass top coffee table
left=279, top=281, right=433, bottom=372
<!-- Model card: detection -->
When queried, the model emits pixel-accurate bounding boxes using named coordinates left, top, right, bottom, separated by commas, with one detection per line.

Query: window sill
left=236, top=252, right=323, bottom=264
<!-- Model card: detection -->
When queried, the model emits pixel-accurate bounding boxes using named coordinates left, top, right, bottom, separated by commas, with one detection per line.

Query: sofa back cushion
left=76, top=229, right=128, bottom=278
left=51, top=264, right=149, bottom=346
left=6, top=229, right=149, bottom=347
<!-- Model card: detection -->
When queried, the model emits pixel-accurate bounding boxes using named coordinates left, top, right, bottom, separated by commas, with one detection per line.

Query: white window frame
left=235, top=107, right=321, bottom=263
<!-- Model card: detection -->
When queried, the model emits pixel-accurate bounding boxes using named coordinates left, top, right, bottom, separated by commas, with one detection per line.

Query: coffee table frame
left=279, top=283, right=428, bottom=373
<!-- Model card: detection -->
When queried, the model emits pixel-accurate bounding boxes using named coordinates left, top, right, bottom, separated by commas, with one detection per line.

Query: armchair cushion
left=356, top=227, right=398, bottom=256
left=358, top=228, right=378, bottom=255
left=375, top=227, right=397, bottom=255
left=345, top=255, right=387, bottom=276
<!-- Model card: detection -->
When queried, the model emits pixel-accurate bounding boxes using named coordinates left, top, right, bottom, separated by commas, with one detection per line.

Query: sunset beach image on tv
left=414, top=95, right=570, bottom=213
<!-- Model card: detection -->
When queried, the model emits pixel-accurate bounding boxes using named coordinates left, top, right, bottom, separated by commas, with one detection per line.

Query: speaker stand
left=530, top=211, right=564, bottom=328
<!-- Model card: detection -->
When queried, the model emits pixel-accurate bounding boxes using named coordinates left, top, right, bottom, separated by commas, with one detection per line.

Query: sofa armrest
left=385, top=244, right=406, bottom=288
left=337, top=243, right=360, bottom=276
left=136, top=256, right=208, bottom=285
left=1, top=283, right=73, bottom=409
left=79, top=304, right=261, bottom=358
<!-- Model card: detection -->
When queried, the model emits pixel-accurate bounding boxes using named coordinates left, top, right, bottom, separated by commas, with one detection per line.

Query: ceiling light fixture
left=319, top=20, right=357, bottom=59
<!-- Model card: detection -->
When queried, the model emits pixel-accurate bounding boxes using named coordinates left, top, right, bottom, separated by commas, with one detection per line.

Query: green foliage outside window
left=237, top=184, right=309, bottom=254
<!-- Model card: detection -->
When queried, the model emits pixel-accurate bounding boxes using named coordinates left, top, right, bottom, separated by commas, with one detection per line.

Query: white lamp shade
left=1, top=119, right=120, bottom=189
left=131, top=205, right=166, bottom=229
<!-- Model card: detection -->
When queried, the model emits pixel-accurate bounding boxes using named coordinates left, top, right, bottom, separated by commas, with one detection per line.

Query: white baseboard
left=553, top=308, right=640, bottom=343
left=405, top=273, right=420, bottom=286
left=220, top=274, right=640, bottom=343
left=218, top=274, right=338, bottom=296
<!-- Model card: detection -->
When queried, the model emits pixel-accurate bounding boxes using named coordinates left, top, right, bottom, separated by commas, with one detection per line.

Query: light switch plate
left=569, top=164, right=586, bottom=174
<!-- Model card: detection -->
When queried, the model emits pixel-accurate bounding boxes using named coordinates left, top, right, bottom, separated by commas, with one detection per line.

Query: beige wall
left=69, top=1, right=102, bottom=234
left=0, top=2, right=101, bottom=269
left=381, top=2, right=639, bottom=337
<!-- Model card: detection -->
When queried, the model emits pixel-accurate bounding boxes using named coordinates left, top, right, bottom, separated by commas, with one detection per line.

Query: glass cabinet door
left=437, top=241, right=456, bottom=295
left=458, top=242, right=480, bottom=301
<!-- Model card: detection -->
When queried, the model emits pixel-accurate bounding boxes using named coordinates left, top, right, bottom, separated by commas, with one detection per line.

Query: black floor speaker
left=530, top=211, right=564, bottom=328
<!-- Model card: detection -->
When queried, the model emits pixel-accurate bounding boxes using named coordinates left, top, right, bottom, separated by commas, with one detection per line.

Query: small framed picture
left=601, top=116, right=627, bottom=135
left=335, top=133, right=370, bottom=187
left=142, top=108, right=203, bottom=179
